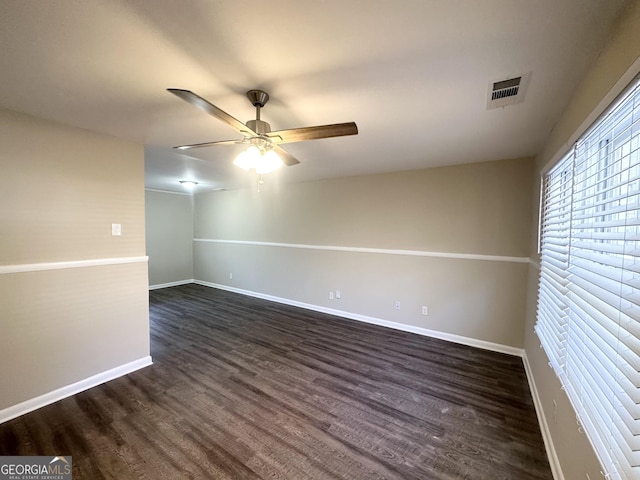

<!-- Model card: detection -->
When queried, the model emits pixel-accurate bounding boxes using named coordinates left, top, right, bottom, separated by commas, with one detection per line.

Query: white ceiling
left=0, top=0, right=628, bottom=193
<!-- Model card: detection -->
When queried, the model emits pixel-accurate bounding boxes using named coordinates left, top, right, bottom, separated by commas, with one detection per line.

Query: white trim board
left=0, top=256, right=149, bottom=275
left=193, top=280, right=524, bottom=357
left=149, top=279, right=195, bottom=290
left=193, top=238, right=530, bottom=264
left=522, top=352, right=564, bottom=480
left=0, top=356, right=153, bottom=424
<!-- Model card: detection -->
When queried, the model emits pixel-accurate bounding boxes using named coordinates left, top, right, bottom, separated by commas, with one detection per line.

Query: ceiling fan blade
left=167, top=88, right=257, bottom=136
left=273, top=145, right=300, bottom=166
left=267, top=122, right=358, bottom=144
left=173, top=139, right=242, bottom=150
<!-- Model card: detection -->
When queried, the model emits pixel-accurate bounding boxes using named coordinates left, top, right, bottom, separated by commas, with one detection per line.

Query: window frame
left=536, top=76, right=640, bottom=480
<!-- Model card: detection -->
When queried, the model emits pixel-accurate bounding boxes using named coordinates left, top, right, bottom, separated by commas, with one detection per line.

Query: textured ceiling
left=0, top=0, right=628, bottom=192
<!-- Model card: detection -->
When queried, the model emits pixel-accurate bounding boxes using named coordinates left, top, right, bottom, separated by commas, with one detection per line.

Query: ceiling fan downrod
left=245, top=90, right=271, bottom=135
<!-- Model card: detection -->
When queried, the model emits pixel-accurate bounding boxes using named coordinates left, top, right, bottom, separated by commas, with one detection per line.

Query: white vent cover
left=486, top=72, right=531, bottom=109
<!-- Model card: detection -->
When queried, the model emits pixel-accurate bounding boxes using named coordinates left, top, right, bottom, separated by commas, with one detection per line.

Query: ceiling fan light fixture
left=233, top=145, right=283, bottom=174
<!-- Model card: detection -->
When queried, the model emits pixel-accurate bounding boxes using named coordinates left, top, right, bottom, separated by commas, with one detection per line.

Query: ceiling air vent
left=486, top=73, right=531, bottom=109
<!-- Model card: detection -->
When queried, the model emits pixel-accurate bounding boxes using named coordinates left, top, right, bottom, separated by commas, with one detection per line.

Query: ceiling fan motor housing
left=246, top=119, right=271, bottom=134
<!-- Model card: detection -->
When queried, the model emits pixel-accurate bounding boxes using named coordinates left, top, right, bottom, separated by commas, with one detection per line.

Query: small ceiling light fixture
left=179, top=180, right=198, bottom=189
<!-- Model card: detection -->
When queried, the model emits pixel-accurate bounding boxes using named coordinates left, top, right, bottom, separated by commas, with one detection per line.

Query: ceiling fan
left=167, top=88, right=358, bottom=173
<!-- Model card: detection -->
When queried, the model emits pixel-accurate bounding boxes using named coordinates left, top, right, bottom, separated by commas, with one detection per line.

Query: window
left=537, top=77, right=640, bottom=480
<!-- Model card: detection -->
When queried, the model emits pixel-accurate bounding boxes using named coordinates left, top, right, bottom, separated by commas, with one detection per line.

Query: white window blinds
left=537, top=151, right=573, bottom=377
left=536, top=77, right=640, bottom=480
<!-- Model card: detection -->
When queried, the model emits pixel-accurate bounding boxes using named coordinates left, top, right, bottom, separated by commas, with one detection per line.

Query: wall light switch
left=111, top=223, right=122, bottom=236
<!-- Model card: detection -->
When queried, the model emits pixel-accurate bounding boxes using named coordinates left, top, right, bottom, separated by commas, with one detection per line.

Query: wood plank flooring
left=0, top=284, right=552, bottom=479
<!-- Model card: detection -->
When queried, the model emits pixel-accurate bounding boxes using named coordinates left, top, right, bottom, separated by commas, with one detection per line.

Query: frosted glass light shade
left=256, top=150, right=284, bottom=174
left=233, top=146, right=260, bottom=171
left=233, top=146, right=283, bottom=174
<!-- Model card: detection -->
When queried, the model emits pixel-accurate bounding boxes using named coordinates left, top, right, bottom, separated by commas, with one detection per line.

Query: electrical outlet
left=335, top=290, right=341, bottom=299
left=229, top=272, right=233, bottom=280
left=395, top=301, right=401, bottom=310
left=111, top=223, right=121, bottom=236
left=329, top=291, right=334, bottom=300
left=421, top=306, right=429, bottom=316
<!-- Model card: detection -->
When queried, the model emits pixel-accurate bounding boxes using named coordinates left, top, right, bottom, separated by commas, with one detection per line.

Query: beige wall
left=194, top=157, right=533, bottom=349
left=195, top=158, right=532, bottom=257
left=145, top=190, right=193, bottom=287
left=524, top=2, right=640, bottom=479
left=0, top=108, right=149, bottom=411
left=1, top=111, right=145, bottom=264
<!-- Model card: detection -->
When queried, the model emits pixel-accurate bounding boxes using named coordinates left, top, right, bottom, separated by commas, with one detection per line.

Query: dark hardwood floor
left=1, top=284, right=552, bottom=479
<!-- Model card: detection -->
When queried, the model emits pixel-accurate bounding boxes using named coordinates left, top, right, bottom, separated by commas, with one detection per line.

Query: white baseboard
left=522, top=352, right=564, bottom=480
left=0, top=356, right=153, bottom=424
left=193, top=280, right=524, bottom=357
left=149, top=279, right=194, bottom=290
